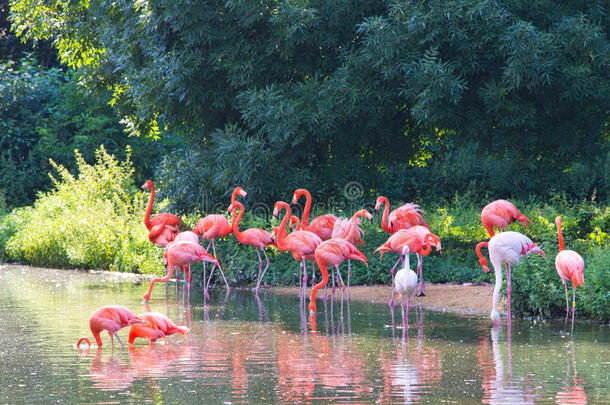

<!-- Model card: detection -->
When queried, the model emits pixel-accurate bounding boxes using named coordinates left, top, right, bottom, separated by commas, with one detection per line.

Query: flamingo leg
left=347, top=259, right=351, bottom=300
left=114, top=333, right=125, bottom=350
left=336, top=266, right=345, bottom=291
left=389, top=257, right=401, bottom=308
left=406, top=295, right=411, bottom=328
left=212, top=240, right=230, bottom=292
left=506, top=263, right=512, bottom=321
left=416, top=254, right=425, bottom=296
left=571, top=286, right=576, bottom=333
left=255, top=248, right=271, bottom=293
left=564, top=281, right=569, bottom=327
left=311, top=260, right=316, bottom=287
left=400, top=295, right=406, bottom=329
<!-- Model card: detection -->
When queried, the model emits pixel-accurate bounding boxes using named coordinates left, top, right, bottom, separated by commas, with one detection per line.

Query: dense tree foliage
left=0, top=58, right=173, bottom=207
left=8, top=0, right=610, bottom=209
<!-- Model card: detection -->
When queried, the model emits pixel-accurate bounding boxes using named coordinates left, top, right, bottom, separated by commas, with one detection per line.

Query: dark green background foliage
left=8, top=0, right=610, bottom=207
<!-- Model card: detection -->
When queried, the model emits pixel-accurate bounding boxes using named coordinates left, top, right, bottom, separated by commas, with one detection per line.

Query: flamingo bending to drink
left=128, top=312, right=189, bottom=344
left=76, top=305, right=143, bottom=350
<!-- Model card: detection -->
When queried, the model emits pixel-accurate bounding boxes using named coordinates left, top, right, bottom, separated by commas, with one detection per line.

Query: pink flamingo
left=229, top=200, right=275, bottom=293
left=192, top=187, right=247, bottom=295
left=476, top=231, right=546, bottom=324
left=309, top=238, right=367, bottom=315
left=481, top=199, right=532, bottom=237
left=128, top=312, right=189, bottom=344
left=143, top=240, right=218, bottom=302
left=292, top=188, right=337, bottom=241
left=330, top=209, right=373, bottom=295
left=375, top=196, right=429, bottom=234
left=142, top=180, right=183, bottom=247
left=375, top=228, right=440, bottom=307
left=554, top=216, right=584, bottom=331
left=273, top=201, right=322, bottom=297
left=76, top=305, right=143, bottom=349
left=402, top=225, right=442, bottom=296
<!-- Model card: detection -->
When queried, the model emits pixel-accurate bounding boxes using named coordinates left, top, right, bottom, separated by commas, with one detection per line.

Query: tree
left=9, top=0, right=610, bottom=206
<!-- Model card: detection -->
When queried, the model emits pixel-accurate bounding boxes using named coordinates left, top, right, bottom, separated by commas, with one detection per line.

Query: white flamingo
left=394, top=246, right=419, bottom=328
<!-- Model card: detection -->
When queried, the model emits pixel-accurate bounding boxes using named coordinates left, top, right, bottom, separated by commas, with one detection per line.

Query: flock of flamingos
left=76, top=181, right=585, bottom=350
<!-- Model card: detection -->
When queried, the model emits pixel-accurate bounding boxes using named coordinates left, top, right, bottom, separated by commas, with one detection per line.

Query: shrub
left=1, top=146, right=164, bottom=274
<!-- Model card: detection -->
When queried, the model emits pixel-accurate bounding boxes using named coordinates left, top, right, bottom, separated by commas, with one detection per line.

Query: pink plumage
left=292, top=189, right=338, bottom=241
left=554, top=216, right=585, bottom=330
left=375, top=196, right=429, bottom=234
left=481, top=199, right=532, bottom=237
left=129, top=312, right=189, bottom=344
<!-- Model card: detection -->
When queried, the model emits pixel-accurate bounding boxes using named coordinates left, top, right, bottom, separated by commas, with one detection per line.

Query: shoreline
left=270, top=283, right=498, bottom=316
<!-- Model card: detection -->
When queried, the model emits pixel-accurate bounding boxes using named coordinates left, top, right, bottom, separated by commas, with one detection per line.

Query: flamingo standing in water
left=142, top=180, right=183, bottom=247
left=476, top=231, right=545, bottom=324
left=76, top=305, right=143, bottom=349
left=309, top=239, right=367, bottom=316
left=330, top=209, right=373, bottom=296
left=375, top=228, right=440, bottom=307
left=143, top=241, right=218, bottom=302
left=128, top=312, right=189, bottom=344
left=394, top=246, right=419, bottom=328
left=193, top=187, right=247, bottom=295
left=273, top=201, right=322, bottom=297
left=375, top=196, right=428, bottom=234
left=229, top=200, right=275, bottom=293
left=554, top=216, right=584, bottom=331
left=480, top=199, right=532, bottom=237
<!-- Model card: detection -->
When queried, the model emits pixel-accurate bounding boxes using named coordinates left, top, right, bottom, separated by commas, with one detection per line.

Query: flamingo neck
left=556, top=219, right=565, bottom=252
left=274, top=203, right=291, bottom=250
left=379, top=197, right=392, bottom=233
left=422, top=234, right=433, bottom=255
left=308, top=262, right=329, bottom=314
left=231, top=202, right=246, bottom=242
left=144, top=183, right=155, bottom=230
left=476, top=242, right=490, bottom=272
left=92, top=330, right=103, bottom=347
left=346, top=210, right=366, bottom=239
left=300, top=190, right=312, bottom=228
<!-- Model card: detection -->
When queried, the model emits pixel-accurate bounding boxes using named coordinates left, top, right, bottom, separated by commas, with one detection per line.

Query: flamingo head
left=142, top=293, right=151, bottom=303
left=374, top=197, right=384, bottom=211
left=233, top=186, right=247, bottom=200
left=273, top=201, right=289, bottom=217
left=292, top=188, right=308, bottom=204
left=357, top=209, right=374, bottom=223
left=554, top=216, right=562, bottom=228
left=141, top=180, right=153, bottom=191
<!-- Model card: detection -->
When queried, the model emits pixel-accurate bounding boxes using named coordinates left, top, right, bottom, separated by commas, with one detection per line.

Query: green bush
left=0, top=146, right=164, bottom=274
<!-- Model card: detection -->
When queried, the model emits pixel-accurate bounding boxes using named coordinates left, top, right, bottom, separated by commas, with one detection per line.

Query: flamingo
left=330, top=209, right=373, bottom=295
left=229, top=200, right=275, bottom=293
left=402, top=225, right=442, bottom=296
left=394, top=246, right=419, bottom=328
left=375, top=228, right=440, bottom=307
left=481, top=199, right=532, bottom=237
left=292, top=188, right=337, bottom=241
left=142, top=180, right=183, bottom=247
left=273, top=201, right=322, bottom=297
left=128, top=312, right=189, bottom=344
left=192, top=187, right=246, bottom=295
left=76, top=305, right=143, bottom=350
left=476, top=231, right=546, bottom=324
left=375, top=196, right=429, bottom=234
left=143, top=240, right=218, bottom=302
left=166, top=231, right=201, bottom=297
left=554, top=216, right=584, bottom=331
left=309, top=238, right=367, bottom=316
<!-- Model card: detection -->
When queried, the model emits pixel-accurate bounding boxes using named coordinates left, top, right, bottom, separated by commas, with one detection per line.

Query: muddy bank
left=271, top=283, right=500, bottom=316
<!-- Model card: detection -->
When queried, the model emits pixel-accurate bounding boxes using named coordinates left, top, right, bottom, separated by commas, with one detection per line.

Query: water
left=0, top=264, right=607, bottom=404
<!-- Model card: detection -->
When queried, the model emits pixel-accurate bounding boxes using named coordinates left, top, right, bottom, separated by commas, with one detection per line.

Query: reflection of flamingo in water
left=87, top=348, right=135, bottom=391
left=555, top=341, right=587, bottom=405
left=478, top=325, right=534, bottom=404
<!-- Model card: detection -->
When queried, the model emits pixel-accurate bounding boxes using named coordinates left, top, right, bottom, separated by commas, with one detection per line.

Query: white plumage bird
left=394, top=245, right=419, bottom=327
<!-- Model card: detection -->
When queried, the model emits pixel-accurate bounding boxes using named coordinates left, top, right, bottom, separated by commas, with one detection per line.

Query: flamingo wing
left=308, top=214, right=338, bottom=240
left=150, top=213, right=183, bottom=229
left=241, top=228, right=274, bottom=248
left=555, top=250, right=584, bottom=287
left=284, top=231, right=322, bottom=255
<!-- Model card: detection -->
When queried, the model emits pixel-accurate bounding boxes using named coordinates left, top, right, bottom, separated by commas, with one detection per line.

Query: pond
left=0, top=264, right=607, bottom=403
